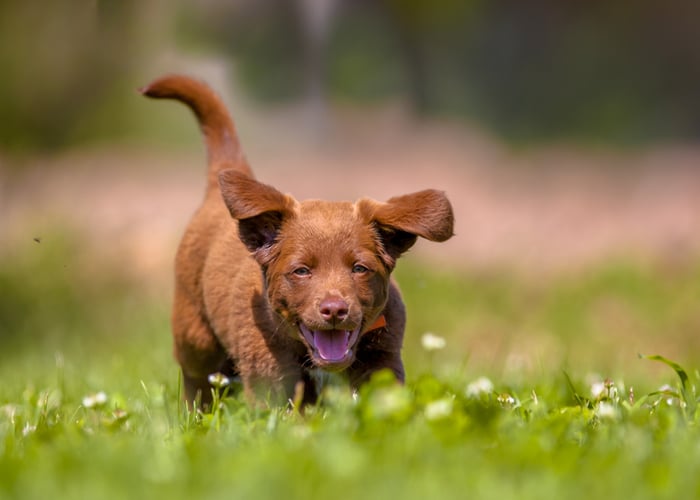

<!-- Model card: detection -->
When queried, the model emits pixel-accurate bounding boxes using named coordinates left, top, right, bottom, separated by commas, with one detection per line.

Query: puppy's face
left=219, top=170, right=454, bottom=371
left=263, top=201, right=391, bottom=370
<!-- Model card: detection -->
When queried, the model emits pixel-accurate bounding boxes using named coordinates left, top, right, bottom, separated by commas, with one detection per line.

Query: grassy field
left=1, top=233, right=699, bottom=499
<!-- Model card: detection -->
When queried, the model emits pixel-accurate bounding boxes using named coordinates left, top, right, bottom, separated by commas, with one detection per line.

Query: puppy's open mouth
left=299, top=324, right=361, bottom=366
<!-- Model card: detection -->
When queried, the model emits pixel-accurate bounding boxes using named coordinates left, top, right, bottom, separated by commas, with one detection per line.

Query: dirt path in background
left=2, top=106, right=700, bottom=284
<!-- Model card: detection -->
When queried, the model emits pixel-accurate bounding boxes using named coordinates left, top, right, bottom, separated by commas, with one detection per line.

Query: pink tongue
left=314, top=330, right=350, bottom=361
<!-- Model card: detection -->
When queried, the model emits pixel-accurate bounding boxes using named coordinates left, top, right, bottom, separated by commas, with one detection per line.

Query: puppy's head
left=219, top=170, right=454, bottom=371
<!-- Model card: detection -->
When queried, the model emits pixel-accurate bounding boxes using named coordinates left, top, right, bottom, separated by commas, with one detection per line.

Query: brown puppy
left=141, top=75, right=454, bottom=408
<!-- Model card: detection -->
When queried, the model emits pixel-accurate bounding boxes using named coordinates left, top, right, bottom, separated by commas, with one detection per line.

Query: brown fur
left=140, top=75, right=454, bottom=408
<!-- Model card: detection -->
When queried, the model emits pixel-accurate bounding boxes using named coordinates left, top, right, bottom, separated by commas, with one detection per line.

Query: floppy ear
left=357, top=189, right=454, bottom=268
left=218, top=169, right=297, bottom=262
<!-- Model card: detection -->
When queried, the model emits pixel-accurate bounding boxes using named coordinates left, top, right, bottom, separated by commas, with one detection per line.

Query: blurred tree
left=190, top=0, right=700, bottom=145
left=185, top=0, right=307, bottom=103
left=0, top=0, right=162, bottom=152
left=2, top=0, right=698, bottom=152
left=380, top=0, right=482, bottom=114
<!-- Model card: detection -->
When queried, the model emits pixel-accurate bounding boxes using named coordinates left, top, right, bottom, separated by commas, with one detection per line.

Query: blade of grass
left=562, top=370, right=587, bottom=407
left=640, top=354, right=697, bottom=416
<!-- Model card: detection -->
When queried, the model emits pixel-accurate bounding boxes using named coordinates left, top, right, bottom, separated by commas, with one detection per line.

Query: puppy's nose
left=319, top=297, right=349, bottom=322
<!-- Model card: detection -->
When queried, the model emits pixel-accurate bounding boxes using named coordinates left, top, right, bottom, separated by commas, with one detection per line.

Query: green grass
left=1, top=234, right=699, bottom=499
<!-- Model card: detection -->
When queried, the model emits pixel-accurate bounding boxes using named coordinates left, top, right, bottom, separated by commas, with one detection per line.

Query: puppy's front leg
left=347, top=343, right=405, bottom=389
left=240, top=363, right=309, bottom=408
left=347, top=285, right=407, bottom=388
left=173, top=291, right=231, bottom=410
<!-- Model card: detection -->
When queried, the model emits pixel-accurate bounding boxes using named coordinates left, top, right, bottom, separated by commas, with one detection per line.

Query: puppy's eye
left=352, top=264, right=369, bottom=274
left=292, top=267, right=311, bottom=276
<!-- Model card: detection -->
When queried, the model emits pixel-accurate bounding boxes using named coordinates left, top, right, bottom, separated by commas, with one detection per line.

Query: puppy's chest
left=307, top=368, right=350, bottom=395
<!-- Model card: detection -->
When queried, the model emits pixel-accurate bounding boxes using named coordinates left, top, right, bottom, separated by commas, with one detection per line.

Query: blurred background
left=1, top=0, right=699, bottom=385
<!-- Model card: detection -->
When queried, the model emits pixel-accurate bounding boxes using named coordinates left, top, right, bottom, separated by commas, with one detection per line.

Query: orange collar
left=366, top=314, right=387, bottom=333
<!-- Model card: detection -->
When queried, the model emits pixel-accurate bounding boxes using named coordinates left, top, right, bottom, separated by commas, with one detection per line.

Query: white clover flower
left=657, top=384, right=679, bottom=406
left=466, top=376, right=494, bottom=398
left=590, top=378, right=619, bottom=402
left=425, top=397, right=454, bottom=421
left=421, top=332, right=446, bottom=351
left=596, top=402, right=619, bottom=420
left=590, top=381, right=606, bottom=399
left=497, top=393, right=517, bottom=408
left=82, top=391, right=108, bottom=409
left=208, top=372, right=231, bottom=388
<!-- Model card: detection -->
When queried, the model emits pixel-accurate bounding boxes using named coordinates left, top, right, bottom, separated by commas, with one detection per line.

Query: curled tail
left=140, top=75, right=253, bottom=189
